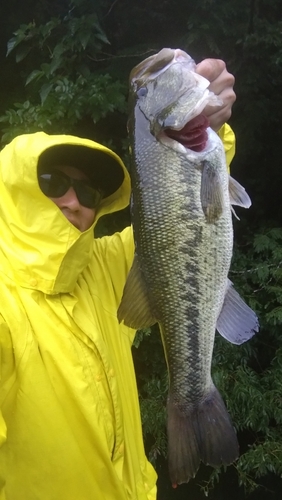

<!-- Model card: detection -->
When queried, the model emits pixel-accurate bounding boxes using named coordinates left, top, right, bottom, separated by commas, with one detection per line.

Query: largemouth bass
left=118, top=48, right=259, bottom=485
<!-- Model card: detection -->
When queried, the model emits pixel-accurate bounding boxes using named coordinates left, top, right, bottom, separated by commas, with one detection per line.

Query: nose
left=54, top=186, right=81, bottom=210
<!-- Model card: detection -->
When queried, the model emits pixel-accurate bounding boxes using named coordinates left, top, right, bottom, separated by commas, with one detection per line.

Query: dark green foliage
left=214, top=228, right=282, bottom=495
left=0, top=74, right=127, bottom=142
left=1, top=0, right=282, bottom=498
left=0, top=0, right=128, bottom=146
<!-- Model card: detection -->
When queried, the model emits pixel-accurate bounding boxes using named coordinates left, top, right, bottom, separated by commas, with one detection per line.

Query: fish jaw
left=130, top=48, right=197, bottom=85
left=154, top=86, right=213, bottom=133
left=156, top=124, right=225, bottom=171
left=130, top=49, right=222, bottom=154
left=130, top=48, right=210, bottom=92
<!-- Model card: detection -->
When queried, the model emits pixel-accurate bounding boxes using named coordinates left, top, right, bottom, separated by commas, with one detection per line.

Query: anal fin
left=216, top=279, right=259, bottom=345
left=229, top=175, right=251, bottom=208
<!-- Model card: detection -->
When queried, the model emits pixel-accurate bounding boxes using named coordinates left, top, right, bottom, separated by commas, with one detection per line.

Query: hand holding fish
left=196, top=58, right=236, bottom=132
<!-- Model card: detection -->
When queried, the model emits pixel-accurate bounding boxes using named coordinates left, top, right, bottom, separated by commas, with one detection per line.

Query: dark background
left=1, top=1, right=282, bottom=498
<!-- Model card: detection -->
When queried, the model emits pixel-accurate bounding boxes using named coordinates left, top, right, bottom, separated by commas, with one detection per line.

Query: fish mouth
left=165, top=114, right=209, bottom=152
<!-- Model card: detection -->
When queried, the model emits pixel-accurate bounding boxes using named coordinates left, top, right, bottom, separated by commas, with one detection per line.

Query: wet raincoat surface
left=0, top=125, right=235, bottom=500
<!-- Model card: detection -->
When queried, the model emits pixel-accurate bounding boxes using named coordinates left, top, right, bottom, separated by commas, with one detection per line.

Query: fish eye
left=137, top=87, right=148, bottom=97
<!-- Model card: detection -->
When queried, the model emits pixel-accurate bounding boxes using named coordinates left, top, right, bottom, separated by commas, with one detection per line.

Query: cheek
left=82, top=208, right=96, bottom=230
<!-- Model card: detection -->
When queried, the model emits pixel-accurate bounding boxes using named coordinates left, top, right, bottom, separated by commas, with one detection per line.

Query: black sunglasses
left=38, top=170, right=103, bottom=209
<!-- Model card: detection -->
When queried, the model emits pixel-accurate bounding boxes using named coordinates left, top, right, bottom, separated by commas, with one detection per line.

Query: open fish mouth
left=165, top=113, right=209, bottom=152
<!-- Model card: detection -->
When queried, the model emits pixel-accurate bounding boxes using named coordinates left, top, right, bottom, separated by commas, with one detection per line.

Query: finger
left=195, top=59, right=226, bottom=83
left=204, top=88, right=236, bottom=117
left=208, top=71, right=235, bottom=96
left=205, top=105, right=233, bottom=132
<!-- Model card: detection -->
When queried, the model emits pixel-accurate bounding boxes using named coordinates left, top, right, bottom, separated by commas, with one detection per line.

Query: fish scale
left=133, top=142, right=232, bottom=404
left=118, top=47, right=259, bottom=485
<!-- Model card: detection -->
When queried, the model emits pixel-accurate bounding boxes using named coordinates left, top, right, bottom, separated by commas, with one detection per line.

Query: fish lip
left=161, top=113, right=210, bottom=154
left=155, top=87, right=213, bottom=153
left=159, top=132, right=210, bottom=156
left=130, top=48, right=196, bottom=86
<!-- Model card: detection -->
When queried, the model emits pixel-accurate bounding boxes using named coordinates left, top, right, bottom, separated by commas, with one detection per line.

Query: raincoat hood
left=0, top=132, right=131, bottom=295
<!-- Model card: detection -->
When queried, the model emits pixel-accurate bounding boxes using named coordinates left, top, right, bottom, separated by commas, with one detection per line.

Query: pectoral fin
left=117, top=255, right=156, bottom=329
left=216, top=279, right=259, bottom=345
left=201, top=161, right=224, bottom=223
left=229, top=176, right=251, bottom=208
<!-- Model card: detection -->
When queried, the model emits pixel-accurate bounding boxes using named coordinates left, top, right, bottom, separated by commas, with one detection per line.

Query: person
left=0, top=58, right=235, bottom=500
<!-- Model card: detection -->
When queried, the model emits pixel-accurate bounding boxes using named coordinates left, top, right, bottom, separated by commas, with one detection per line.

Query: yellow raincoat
left=0, top=126, right=235, bottom=500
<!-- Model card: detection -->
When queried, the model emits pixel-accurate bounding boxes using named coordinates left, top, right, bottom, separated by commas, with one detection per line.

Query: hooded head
left=37, top=143, right=125, bottom=199
left=0, top=131, right=131, bottom=294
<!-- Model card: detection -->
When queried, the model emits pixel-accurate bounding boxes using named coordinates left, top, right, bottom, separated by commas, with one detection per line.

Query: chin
left=67, top=218, right=81, bottom=231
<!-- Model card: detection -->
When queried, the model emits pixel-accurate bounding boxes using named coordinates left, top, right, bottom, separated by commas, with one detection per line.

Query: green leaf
left=40, top=83, right=53, bottom=105
left=94, top=32, right=110, bottom=45
left=6, top=37, right=21, bottom=57
left=23, top=100, right=31, bottom=110
left=49, top=58, right=62, bottom=75
left=15, top=45, right=32, bottom=63
left=52, top=43, right=66, bottom=58
left=78, top=31, right=91, bottom=50
left=25, top=70, right=44, bottom=86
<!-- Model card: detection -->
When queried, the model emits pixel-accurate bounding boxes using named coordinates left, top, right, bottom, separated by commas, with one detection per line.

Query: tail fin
left=167, top=386, right=239, bottom=485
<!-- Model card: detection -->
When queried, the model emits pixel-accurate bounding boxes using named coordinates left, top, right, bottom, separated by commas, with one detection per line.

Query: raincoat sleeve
left=96, top=225, right=136, bottom=338
left=102, top=225, right=134, bottom=286
left=218, top=123, right=235, bottom=170
left=0, top=318, right=14, bottom=450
